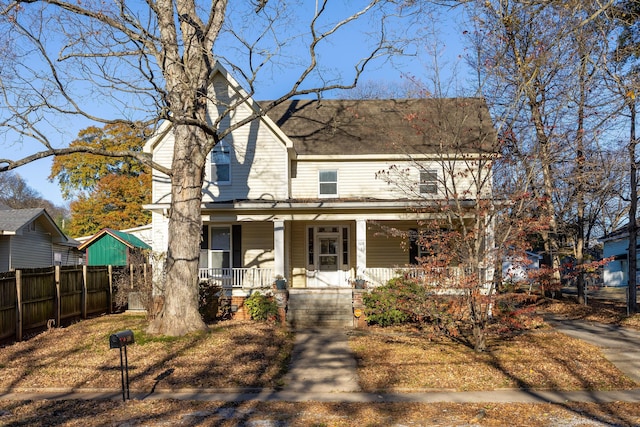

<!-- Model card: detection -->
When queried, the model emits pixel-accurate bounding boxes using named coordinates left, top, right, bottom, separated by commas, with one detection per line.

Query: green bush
left=244, top=291, right=279, bottom=322
left=363, top=276, right=429, bottom=326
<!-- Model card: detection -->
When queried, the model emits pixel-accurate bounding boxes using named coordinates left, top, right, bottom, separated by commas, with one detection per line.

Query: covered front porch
left=196, top=199, right=490, bottom=293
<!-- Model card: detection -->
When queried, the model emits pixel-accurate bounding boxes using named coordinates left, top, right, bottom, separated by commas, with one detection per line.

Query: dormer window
left=319, top=170, right=338, bottom=197
left=211, top=141, right=230, bottom=184
left=420, top=169, right=437, bottom=194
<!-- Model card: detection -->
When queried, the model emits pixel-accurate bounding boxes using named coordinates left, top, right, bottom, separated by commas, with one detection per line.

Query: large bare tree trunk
left=148, top=124, right=209, bottom=335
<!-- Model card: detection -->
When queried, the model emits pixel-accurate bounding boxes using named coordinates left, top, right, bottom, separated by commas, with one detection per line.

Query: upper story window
left=211, top=141, right=231, bottom=184
left=420, top=169, right=437, bottom=194
left=319, top=170, right=338, bottom=197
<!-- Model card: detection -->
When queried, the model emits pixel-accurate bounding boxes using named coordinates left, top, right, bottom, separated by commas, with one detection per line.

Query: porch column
left=356, top=219, right=367, bottom=278
left=274, top=219, right=285, bottom=278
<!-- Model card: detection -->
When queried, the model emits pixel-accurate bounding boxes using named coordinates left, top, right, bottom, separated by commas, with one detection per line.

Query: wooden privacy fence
left=0, top=264, right=149, bottom=342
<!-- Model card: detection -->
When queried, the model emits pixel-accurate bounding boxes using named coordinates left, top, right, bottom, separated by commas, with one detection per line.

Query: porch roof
left=144, top=198, right=482, bottom=221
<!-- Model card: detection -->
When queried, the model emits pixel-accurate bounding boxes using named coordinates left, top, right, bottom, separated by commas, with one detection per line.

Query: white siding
left=151, top=130, right=174, bottom=204
left=292, top=159, right=487, bottom=200
left=150, top=73, right=290, bottom=205
left=242, top=222, right=274, bottom=269
left=151, top=211, right=169, bottom=255
left=366, top=221, right=412, bottom=268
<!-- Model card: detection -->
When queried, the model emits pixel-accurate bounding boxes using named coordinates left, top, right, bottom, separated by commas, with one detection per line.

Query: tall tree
left=50, top=123, right=150, bottom=200
left=49, top=123, right=151, bottom=236
left=0, top=1, right=430, bottom=336
left=607, top=0, right=640, bottom=313
left=610, top=0, right=640, bottom=313
left=469, top=0, right=615, bottom=301
left=66, top=173, right=151, bottom=237
left=0, top=171, right=69, bottom=229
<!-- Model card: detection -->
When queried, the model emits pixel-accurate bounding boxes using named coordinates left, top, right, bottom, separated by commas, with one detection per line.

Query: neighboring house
left=601, top=224, right=638, bottom=287
left=0, top=208, right=81, bottom=271
left=502, top=251, right=542, bottom=283
left=143, top=63, right=497, bottom=326
left=77, top=228, right=151, bottom=266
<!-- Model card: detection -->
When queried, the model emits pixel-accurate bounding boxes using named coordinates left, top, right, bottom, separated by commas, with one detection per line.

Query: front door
left=309, top=226, right=349, bottom=287
left=316, top=232, right=340, bottom=286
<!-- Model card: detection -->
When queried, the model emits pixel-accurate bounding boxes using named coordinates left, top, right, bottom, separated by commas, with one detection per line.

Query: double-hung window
left=211, top=141, right=231, bottom=184
left=319, top=170, right=338, bottom=197
left=210, top=226, right=231, bottom=270
left=419, top=169, right=437, bottom=194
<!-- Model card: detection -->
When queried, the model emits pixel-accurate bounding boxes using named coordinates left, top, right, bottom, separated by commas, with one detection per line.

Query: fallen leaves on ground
left=1, top=298, right=640, bottom=426
left=351, top=328, right=637, bottom=392
left=0, top=315, right=293, bottom=391
left=2, top=400, right=640, bottom=427
left=542, top=298, right=640, bottom=329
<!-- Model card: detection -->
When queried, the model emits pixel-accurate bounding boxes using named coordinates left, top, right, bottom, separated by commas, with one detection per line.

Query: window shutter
left=409, top=228, right=419, bottom=265
left=232, top=225, right=242, bottom=268
left=201, top=225, right=209, bottom=249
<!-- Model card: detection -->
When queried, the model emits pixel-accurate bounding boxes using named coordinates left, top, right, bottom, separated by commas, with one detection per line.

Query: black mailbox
left=109, top=329, right=135, bottom=401
left=109, top=330, right=135, bottom=349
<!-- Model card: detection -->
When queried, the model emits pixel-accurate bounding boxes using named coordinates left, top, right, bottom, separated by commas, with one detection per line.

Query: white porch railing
left=198, top=268, right=274, bottom=289
left=197, top=266, right=469, bottom=289
left=363, top=267, right=465, bottom=288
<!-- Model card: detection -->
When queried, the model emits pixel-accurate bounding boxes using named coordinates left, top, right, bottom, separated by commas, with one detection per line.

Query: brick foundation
left=352, top=289, right=368, bottom=329
left=230, top=296, right=250, bottom=320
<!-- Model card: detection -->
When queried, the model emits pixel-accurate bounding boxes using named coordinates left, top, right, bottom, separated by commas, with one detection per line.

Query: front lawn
left=0, top=315, right=293, bottom=391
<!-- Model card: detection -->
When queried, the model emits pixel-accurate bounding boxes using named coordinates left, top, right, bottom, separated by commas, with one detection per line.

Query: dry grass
left=1, top=298, right=640, bottom=426
left=352, top=328, right=637, bottom=392
left=2, top=400, right=640, bottom=427
left=542, top=297, right=640, bottom=329
left=0, top=314, right=293, bottom=391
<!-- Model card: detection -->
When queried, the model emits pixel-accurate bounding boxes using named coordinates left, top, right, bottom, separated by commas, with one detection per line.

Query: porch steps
left=287, top=288, right=354, bottom=329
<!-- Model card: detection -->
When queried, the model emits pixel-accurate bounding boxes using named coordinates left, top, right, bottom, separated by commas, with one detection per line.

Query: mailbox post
left=109, top=330, right=134, bottom=401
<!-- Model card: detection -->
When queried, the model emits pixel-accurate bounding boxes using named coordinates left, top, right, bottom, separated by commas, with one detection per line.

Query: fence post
left=55, top=266, right=61, bottom=328
left=82, top=265, right=88, bottom=319
left=108, top=265, right=113, bottom=314
left=15, top=270, right=22, bottom=342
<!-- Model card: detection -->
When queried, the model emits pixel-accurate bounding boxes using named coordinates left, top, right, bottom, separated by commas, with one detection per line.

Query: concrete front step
left=287, top=288, right=354, bottom=329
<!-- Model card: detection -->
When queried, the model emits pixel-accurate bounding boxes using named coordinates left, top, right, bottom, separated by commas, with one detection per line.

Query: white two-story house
left=144, top=64, right=496, bottom=326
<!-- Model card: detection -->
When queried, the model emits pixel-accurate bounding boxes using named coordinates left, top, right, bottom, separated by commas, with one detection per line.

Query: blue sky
left=8, top=3, right=471, bottom=208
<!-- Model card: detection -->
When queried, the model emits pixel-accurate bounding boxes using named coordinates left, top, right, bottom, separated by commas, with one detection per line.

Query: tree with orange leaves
left=49, top=123, right=151, bottom=236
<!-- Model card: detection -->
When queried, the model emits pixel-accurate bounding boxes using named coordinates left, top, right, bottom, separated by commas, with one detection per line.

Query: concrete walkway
left=280, top=328, right=361, bottom=393
left=2, top=320, right=640, bottom=403
left=544, top=315, right=640, bottom=383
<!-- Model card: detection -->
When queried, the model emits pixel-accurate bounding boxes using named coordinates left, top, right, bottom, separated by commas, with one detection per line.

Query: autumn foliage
left=49, top=123, right=151, bottom=236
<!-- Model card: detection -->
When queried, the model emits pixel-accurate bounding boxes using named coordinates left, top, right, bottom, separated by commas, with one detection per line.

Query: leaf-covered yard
left=0, top=297, right=639, bottom=426
left=0, top=315, right=293, bottom=391
left=351, top=329, right=636, bottom=392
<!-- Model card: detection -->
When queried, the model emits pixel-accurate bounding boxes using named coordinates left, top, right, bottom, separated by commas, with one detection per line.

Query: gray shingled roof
left=0, top=208, right=71, bottom=245
left=0, top=208, right=47, bottom=233
left=263, top=98, right=496, bottom=156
